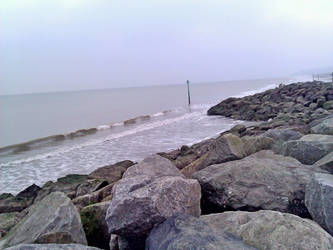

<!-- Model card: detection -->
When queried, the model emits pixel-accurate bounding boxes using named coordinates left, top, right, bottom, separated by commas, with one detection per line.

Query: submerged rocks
left=193, top=150, right=314, bottom=217
left=105, top=155, right=201, bottom=248
left=0, top=192, right=87, bottom=249
left=146, top=214, right=255, bottom=250
left=281, top=134, right=333, bottom=165
left=305, top=173, right=333, bottom=236
left=201, top=210, right=333, bottom=250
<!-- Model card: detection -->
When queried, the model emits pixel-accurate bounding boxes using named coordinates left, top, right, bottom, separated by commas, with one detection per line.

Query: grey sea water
left=0, top=79, right=283, bottom=194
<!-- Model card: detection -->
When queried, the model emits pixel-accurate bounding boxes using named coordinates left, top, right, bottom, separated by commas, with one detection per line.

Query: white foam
left=233, top=83, right=278, bottom=98
left=152, top=112, right=164, bottom=117
left=112, top=122, right=124, bottom=126
left=97, top=125, right=110, bottom=130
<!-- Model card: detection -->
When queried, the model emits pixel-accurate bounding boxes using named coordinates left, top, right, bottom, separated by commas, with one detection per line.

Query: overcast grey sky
left=1, top=0, right=333, bottom=95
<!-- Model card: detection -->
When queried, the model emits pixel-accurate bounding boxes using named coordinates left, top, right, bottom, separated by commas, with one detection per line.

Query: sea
left=0, top=78, right=291, bottom=194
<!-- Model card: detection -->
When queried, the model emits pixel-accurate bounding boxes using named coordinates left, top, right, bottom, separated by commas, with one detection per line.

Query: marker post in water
left=187, top=80, right=191, bottom=106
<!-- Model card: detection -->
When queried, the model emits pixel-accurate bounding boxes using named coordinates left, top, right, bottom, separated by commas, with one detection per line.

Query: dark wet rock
left=193, top=150, right=316, bottom=217
left=4, top=244, right=101, bottom=250
left=146, top=214, right=255, bottom=250
left=67, top=128, right=97, bottom=139
left=0, top=192, right=87, bottom=249
left=314, top=151, right=333, bottom=174
left=80, top=201, right=111, bottom=250
left=105, top=155, right=201, bottom=248
left=88, top=160, right=135, bottom=183
left=35, top=175, right=88, bottom=202
left=305, top=173, right=333, bottom=236
left=0, top=184, right=41, bottom=213
left=281, top=134, right=333, bottom=165
left=201, top=210, right=333, bottom=250
left=311, top=117, right=333, bottom=135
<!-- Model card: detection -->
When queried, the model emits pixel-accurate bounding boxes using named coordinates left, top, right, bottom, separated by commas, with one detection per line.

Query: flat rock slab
left=4, top=244, right=101, bottom=250
left=146, top=214, right=255, bottom=250
left=305, top=173, right=333, bottom=236
left=0, top=192, right=87, bottom=249
left=201, top=210, right=333, bottom=250
left=193, top=150, right=315, bottom=217
left=281, top=134, right=333, bottom=165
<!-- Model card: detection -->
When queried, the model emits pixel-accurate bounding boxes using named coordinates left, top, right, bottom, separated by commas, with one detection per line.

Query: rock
left=263, top=128, right=303, bottom=142
left=241, top=135, right=274, bottom=156
left=0, top=192, right=87, bottom=248
left=80, top=201, right=111, bottom=249
left=106, top=155, right=201, bottom=247
left=109, top=235, right=119, bottom=250
left=109, top=235, right=130, bottom=250
left=34, top=232, right=75, bottom=244
left=281, top=134, right=333, bottom=165
left=145, top=214, right=255, bottom=250
left=323, top=101, right=333, bottom=110
left=35, top=175, right=88, bottom=202
left=0, top=212, right=19, bottom=238
left=181, top=133, right=245, bottom=177
left=0, top=184, right=41, bottom=213
left=193, top=150, right=315, bottom=217
left=88, top=160, right=135, bottom=183
left=4, top=244, right=101, bottom=250
left=75, top=179, right=108, bottom=197
left=201, top=210, right=333, bottom=250
left=73, top=183, right=114, bottom=211
left=305, top=173, right=333, bottom=236
left=230, top=124, right=246, bottom=135
left=311, top=117, right=333, bottom=135
left=314, top=151, right=333, bottom=174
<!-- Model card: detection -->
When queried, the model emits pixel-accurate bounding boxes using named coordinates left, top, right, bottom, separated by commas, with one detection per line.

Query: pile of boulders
left=1, top=81, right=333, bottom=250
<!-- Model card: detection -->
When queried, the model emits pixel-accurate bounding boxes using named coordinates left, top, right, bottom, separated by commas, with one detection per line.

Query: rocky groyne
left=1, top=81, right=333, bottom=250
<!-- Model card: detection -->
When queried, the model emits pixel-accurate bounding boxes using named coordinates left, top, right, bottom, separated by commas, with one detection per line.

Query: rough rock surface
left=193, top=150, right=316, bottom=217
left=0, top=192, right=87, bottom=249
left=146, top=214, right=255, bottom=250
left=34, top=232, right=75, bottom=244
left=4, top=244, right=101, bottom=250
left=311, top=117, right=333, bottom=135
left=314, top=151, right=333, bottom=174
left=281, top=134, right=333, bottom=165
left=105, top=155, right=201, bottom=248
left=35, top=175, right=88, bottom=202
left=0, top=184, right=41, bottom=213
left=80, top=201, right=111, bottom=249
left=201, top=210, right=333, bottom=250
left=305, top=173, right=333, bottom=236
left=88, top=160, right=135, bottom=183
left=0, top=213, right=19, bottom=238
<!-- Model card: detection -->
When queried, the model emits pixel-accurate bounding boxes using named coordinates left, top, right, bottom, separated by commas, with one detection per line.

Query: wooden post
left=187, top=80, right=191, bottom=105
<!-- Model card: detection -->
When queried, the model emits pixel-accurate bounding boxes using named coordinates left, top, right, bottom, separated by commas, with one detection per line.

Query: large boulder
left=311, top=117, right=333, bottom=135
left=281, top=134, right=333, bottom=165
left=88, top=160, right=135, bottom=183
left=193, top=150, right=316, bottom=217
left=80, top=201, right=111, bottom=249
left=314, top=151, right=333, bottom=174
left=0, top=184, right=41, bottom=213
left=0, top=192, right=87, bottom=249
left=145, top=214, right=255, bottom=250
left=105, top=155, right=201, bottom=248
left=4, top=244, right=101, bottom=250
left=305, top=173, right=333, bottom=236
left=201, top=210, right=333, bottom=250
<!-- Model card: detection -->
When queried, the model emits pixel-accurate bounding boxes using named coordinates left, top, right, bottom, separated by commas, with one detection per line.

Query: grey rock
left=263, top=128, right=303, bottom=142
left=201, top=210, right=333, bottom=250
left=146, top=214, right=255, bottom=250
left=4, top=244, right=101, bottom=250
left=314, top=151, right=333, bottom=174
left=193, top=150, right=315, bottom=217
left=0, top=192, right=87, bottom=249
left=311, top=117, right=333, bottom=135
left=106, top=155, right=201, bottom=244
left=75, top=179, right=108, bottom=197
left=34, top=232, right=75, bottom=244
left=0, top=213, right=19, bottom=238
left=281, top=134, right=333, bottom=165
left=80, top=201, right=111, bottom=249
left=305, top=173, right=333, bottom=236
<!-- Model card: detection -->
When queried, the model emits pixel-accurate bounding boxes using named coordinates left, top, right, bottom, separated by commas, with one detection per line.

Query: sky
left=1, top=0, right=333, bottom=95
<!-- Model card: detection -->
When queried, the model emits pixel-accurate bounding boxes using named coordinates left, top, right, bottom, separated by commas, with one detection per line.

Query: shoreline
left=1, top=80, right=333, bottom=249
